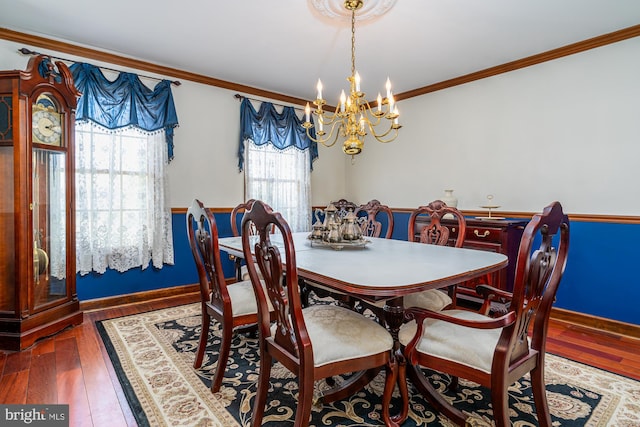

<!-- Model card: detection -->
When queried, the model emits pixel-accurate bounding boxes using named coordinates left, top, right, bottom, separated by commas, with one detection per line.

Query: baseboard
left=80, top=284, right=200, bottom=312
left=551, top=307, right=640, bottom=339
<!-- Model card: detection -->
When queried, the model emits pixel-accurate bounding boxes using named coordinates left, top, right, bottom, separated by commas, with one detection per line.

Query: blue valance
left=238, top=98, right=318, bottom=171
left=70, top=62, right=179, bottom=160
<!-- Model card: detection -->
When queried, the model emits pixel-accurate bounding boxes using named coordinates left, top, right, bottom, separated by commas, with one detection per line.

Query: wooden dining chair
left=405, top=199, right=467, bottom=311
left=241, top=199, right=401, bottom=427
left=230, top=199, right=256, bottom=281
left=398, top=201, right=570, bottom=427
left=355, top=199, right=395, bottom=239
left=186, top=199, right=272, bottom=393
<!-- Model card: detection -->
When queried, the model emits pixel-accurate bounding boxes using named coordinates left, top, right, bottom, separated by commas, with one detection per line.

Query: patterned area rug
left=97, top=303, right=640, bottom=426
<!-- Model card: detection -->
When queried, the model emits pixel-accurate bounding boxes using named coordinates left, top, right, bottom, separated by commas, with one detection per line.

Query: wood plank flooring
left=1, top=293, right=638, bottom=427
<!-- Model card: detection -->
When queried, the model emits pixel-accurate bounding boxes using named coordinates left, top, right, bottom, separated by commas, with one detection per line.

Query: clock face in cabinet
left=32, top=94, right=64, bottom=146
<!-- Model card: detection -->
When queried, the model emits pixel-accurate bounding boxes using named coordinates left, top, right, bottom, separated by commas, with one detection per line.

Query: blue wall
left=554, top=221, right=639, bottom=325
left=77, top=211, right=640, bottom=326
left=76, top=212, right=237, bottom=300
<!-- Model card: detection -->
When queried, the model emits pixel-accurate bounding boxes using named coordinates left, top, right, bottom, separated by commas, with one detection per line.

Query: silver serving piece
left=308, top=203, right=369, bottom=249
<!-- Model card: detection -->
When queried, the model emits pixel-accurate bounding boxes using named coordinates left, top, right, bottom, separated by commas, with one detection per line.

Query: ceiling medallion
left=309, top=0, right=397, bottom=23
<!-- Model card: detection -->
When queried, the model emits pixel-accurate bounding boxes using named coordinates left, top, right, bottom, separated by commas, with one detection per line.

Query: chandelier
left=302, top=0, right=401, bottom=157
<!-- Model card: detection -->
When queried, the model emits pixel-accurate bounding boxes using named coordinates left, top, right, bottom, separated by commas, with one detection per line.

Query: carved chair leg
left=193, top=310, right=210, bottom=369
left=299, top=279, right=311, bottom=307
left=490, top=385, right=511, bottom=427
left=381, top=354, right=400, bottom=427
left=447, top=284, right=458, bottom=308
left=251, top=351, right=272, bottom=427
left=391, top=348, right=409, bottom=425
left=233, top=257, right=243, bottom=282
left=296, top=368, right=315, bottom=427
left=447, top=375, right=459, bottom=392
left=531, top=363, right=553, bottom=427
left=235, top=323, right=258, bottom=337
left=211, top=321, right=233, bottom=393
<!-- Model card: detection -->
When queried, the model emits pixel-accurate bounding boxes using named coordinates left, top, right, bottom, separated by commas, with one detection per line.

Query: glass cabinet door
left=32, top=148, right=67, bottom=310
left=0, top=146, right=15, bottom=313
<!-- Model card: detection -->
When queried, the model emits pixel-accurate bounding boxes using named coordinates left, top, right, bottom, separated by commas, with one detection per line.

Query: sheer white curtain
left=244, top=140, right=311, bottom=232
left=75, top=121, right=174, bottom=275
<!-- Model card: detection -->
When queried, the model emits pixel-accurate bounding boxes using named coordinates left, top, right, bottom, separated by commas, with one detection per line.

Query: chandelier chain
left=351, top=7, right=356, bottom=79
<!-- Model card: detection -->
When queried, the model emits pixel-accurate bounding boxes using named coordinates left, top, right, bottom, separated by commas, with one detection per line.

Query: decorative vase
left=441, top=189, right=458, bottom=208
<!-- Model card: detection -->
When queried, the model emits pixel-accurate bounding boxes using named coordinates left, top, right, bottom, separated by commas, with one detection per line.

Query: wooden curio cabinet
left=0, top=55, right=83, bottom=350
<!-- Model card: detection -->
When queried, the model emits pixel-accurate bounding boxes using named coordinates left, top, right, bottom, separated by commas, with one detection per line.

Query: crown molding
left=0, top=27, right=310, bottom=107
left=396, top=24, right=640, bottom=101
left=3, top=24, right=639, bottom=105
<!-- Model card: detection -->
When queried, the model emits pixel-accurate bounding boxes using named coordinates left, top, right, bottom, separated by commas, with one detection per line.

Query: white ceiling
left=2, top=0, right=640, bottom=102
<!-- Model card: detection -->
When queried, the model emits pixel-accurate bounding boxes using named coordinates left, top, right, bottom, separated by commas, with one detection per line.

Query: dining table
left=218, top=231, right=508, bottom=404
left=218, top=231, right=507, bottom=344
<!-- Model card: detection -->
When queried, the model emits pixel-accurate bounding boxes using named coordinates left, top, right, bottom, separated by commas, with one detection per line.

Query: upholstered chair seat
left=399, top=309, right=504, bottom=373
left=402, top=290, right=453, bottom=313
left=271, top=304, right=394, bottom=367
left=227, top=279, right=273, bottom=316
left=366, top=289, right=453, bottom=313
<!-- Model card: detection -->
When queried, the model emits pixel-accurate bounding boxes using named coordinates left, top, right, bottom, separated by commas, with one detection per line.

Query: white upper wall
left=0, top=39, right=348, bottom=208
left=346, top=37, right=640, bottom=215
left=3, top=36, right=639, bottom=214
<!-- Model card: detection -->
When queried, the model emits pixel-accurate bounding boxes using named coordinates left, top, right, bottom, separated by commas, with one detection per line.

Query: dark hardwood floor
left=1, top=293, right=638, bottom=427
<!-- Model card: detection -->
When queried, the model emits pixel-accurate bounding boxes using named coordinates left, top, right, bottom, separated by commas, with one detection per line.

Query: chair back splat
left=241, top=199, right=402, bottom=427
left=230, top=199, right=256, bottom=280
left=399, top=201, right=570, bottom=427
left=331, top=198, right=358, bottom=221
left=355, top=199, right=394, bottom=239
left=408, top=199, right=466, bottom=247
left=230, top=199, right=256, bottom=238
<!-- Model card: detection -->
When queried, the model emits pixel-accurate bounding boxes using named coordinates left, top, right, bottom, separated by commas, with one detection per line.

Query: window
left=75, top=122, right=174, bottom=274
left=244, top=141, right=311, bottom=232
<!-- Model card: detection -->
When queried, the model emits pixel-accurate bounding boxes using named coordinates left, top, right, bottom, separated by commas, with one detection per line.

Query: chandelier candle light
left=302, top=0, right=401, bottom=157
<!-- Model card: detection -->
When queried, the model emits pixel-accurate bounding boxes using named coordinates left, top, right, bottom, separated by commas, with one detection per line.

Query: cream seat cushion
left=240, top=265, right=263, bottom=282
left=403, top=289, right=453, bottom=312
left=226, top=279, right=273, bottom=317
left=366, top=289, right=452, bottom=312
left=271, top=304, right=393, bottom=368
left=398, top=309, right=503, bottom=374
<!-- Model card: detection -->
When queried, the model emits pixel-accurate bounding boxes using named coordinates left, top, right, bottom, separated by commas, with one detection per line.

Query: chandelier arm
left=305, top=121, right=341, bottom=148
left=371, top=129, right=400, bottom=144
left=314, top=109, right=343, bottom=125
left=367, top=122, right=400, bottom=140
left=360, top=107, right=385, bottom=127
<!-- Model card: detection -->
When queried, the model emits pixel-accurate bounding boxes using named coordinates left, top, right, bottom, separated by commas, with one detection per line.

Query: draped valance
left=238, top=98, right=318, bottom=171
left=70, top=63, right=179, bottom=160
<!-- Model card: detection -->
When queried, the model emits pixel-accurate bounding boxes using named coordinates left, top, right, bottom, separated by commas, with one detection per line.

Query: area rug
left=97, top=303, right=640, bottom=426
